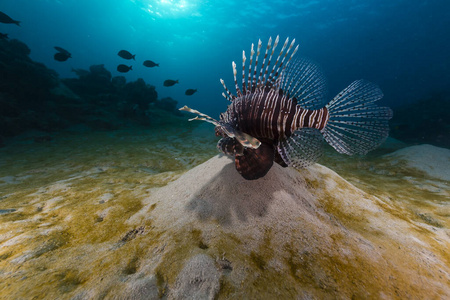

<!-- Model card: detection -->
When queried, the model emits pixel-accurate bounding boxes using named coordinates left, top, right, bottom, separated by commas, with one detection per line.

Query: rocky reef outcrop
left=0, top=38, right=181, bottom=142
left=0, top=39, right=59, bottom=137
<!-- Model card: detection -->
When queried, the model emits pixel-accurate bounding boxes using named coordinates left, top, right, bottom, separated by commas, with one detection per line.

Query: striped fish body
left=222, top=89, right=329, bottom=142
left=217, top=89, right=328, bottom=179
left=180, top=35, right=393, bottom=180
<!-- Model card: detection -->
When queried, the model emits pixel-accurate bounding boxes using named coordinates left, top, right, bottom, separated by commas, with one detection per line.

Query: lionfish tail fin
left=322, top=80, right=393, bottom=155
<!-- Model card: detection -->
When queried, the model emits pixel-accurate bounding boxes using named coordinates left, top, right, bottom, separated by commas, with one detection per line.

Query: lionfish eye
left=214, top=125, right=224, bottom=137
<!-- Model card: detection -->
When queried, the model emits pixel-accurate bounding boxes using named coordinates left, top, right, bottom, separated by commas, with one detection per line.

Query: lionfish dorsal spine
left=242, top=50, right=247, bottom=94
left=267, top=37, right=289, bottom=85
left=222, top=35, right=300, bottom=100
left=246, top=43, right=255, bottom=92
left=252, top=39, right=262, bottom=90
left=262, top=35, right=279, bottom=88
left=232, top=61, right=242, bottom=97
left=257, top=37, right=271, bottom=90
left=220, top=78, right=234, bottom=101
left=275, top=40, right=298, bottom=88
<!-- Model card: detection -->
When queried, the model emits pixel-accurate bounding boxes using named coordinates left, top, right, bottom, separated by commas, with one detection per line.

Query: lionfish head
left=178, top=105, right=261, bottom=149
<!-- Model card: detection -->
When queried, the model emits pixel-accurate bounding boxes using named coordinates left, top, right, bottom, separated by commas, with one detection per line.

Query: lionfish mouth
left=178, top=105, right=261, bottom=149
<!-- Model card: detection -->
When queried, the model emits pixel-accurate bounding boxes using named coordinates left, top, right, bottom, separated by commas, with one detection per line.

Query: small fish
left=185, top=89, right=197, bottom=96
left=118, top=50, right=135, bottom=60
left=143, top=60, right=159, bottom=67
left=179, top=35, right=393, bottom=180
left=54, top=52, right=71, bottom=62
left=54, top=46, right=71, bottom=56
left=0, top=33, right=8, bottom=40
left=163, top=79, right=178, bottom=87
left=117, top=64, right=132, bottom=73
left=0, top=11, right=20, bottom=26
left=71, top=68, right=89, bottom=77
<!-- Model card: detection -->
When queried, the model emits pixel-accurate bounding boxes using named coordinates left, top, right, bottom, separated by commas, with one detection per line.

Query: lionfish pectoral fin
left=235, top=142, right=274, bottom=180
left=277, top=128, right=324, bottom=169
left=179, top=105, right=220, bottom=126
left=217, top=137, right=244, bottom=157
left=235, top=130, right=261, bottom=150
left=221, top=123, right=261, bottom=149
left=179, top=105, right=261, bottom=149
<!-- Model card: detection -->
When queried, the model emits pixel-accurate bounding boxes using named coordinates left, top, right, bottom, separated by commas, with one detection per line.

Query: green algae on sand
left=0, top=129, right=449, bottom=299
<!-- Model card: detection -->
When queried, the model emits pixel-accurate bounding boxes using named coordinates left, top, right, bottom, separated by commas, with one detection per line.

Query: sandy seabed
left=0, top=125, right=449, bottom=299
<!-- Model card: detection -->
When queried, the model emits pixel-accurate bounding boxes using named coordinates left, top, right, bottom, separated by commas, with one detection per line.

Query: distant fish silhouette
left=0, top=11, right=20, bottom=26
left=185, top=89, right=197, bottom=96
left=117, top=64, right=132, bottom=73
left=163, top=79, right=178, bottom=87
left=71, top=68, right=89, bottom=77
left=54, top=52, right=71, bottom=62
left=143, top=60, right=159, bottom=67
left=0, top=33, right=8, bottom=40
left=54, top=46, right=71, bottom=56
left=118, top=50, right=135, bottom=60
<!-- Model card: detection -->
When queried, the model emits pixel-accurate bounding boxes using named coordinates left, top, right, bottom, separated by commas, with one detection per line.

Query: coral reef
left=0, top=38, right=182, bottom=142
left=0, top=39, right=59, bottom=137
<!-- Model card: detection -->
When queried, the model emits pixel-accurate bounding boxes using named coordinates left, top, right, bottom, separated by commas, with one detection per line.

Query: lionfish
left=180, top=36, right=393, bottom=180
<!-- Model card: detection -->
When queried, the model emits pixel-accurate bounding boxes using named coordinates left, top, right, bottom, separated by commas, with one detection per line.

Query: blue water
left=1, top=3, right=450, bottom=298
left=1, top=0, right=450, bottom=117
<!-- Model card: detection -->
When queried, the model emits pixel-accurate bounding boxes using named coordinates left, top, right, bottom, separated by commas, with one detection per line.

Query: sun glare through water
left=134, top=0, right=199, bottom=18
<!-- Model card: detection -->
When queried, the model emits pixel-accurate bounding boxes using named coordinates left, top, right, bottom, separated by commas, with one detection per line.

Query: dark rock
left=4, top=39, right=30, bottom=57
left=155, top=97, right=177, bottom=112
left=0, top=39, right=58, bottom=106
left=0, top=39, right=60, bottom=136
left=112, top=76, right=126, bottom=87
left=0, top=93, right=20, bottom=117
left=390, top=94, right=450, bottom=148
left=89, top=64, right=112, bottom=81
left=122, top=78, right=157, bottom=111
left=62, top=64, right=114, bottom=96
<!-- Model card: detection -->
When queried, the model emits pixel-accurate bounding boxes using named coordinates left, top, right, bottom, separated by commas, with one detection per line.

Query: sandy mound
left=383, top=144, right=450, bottom=181
left=103, top=155, right=449, bottom=299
